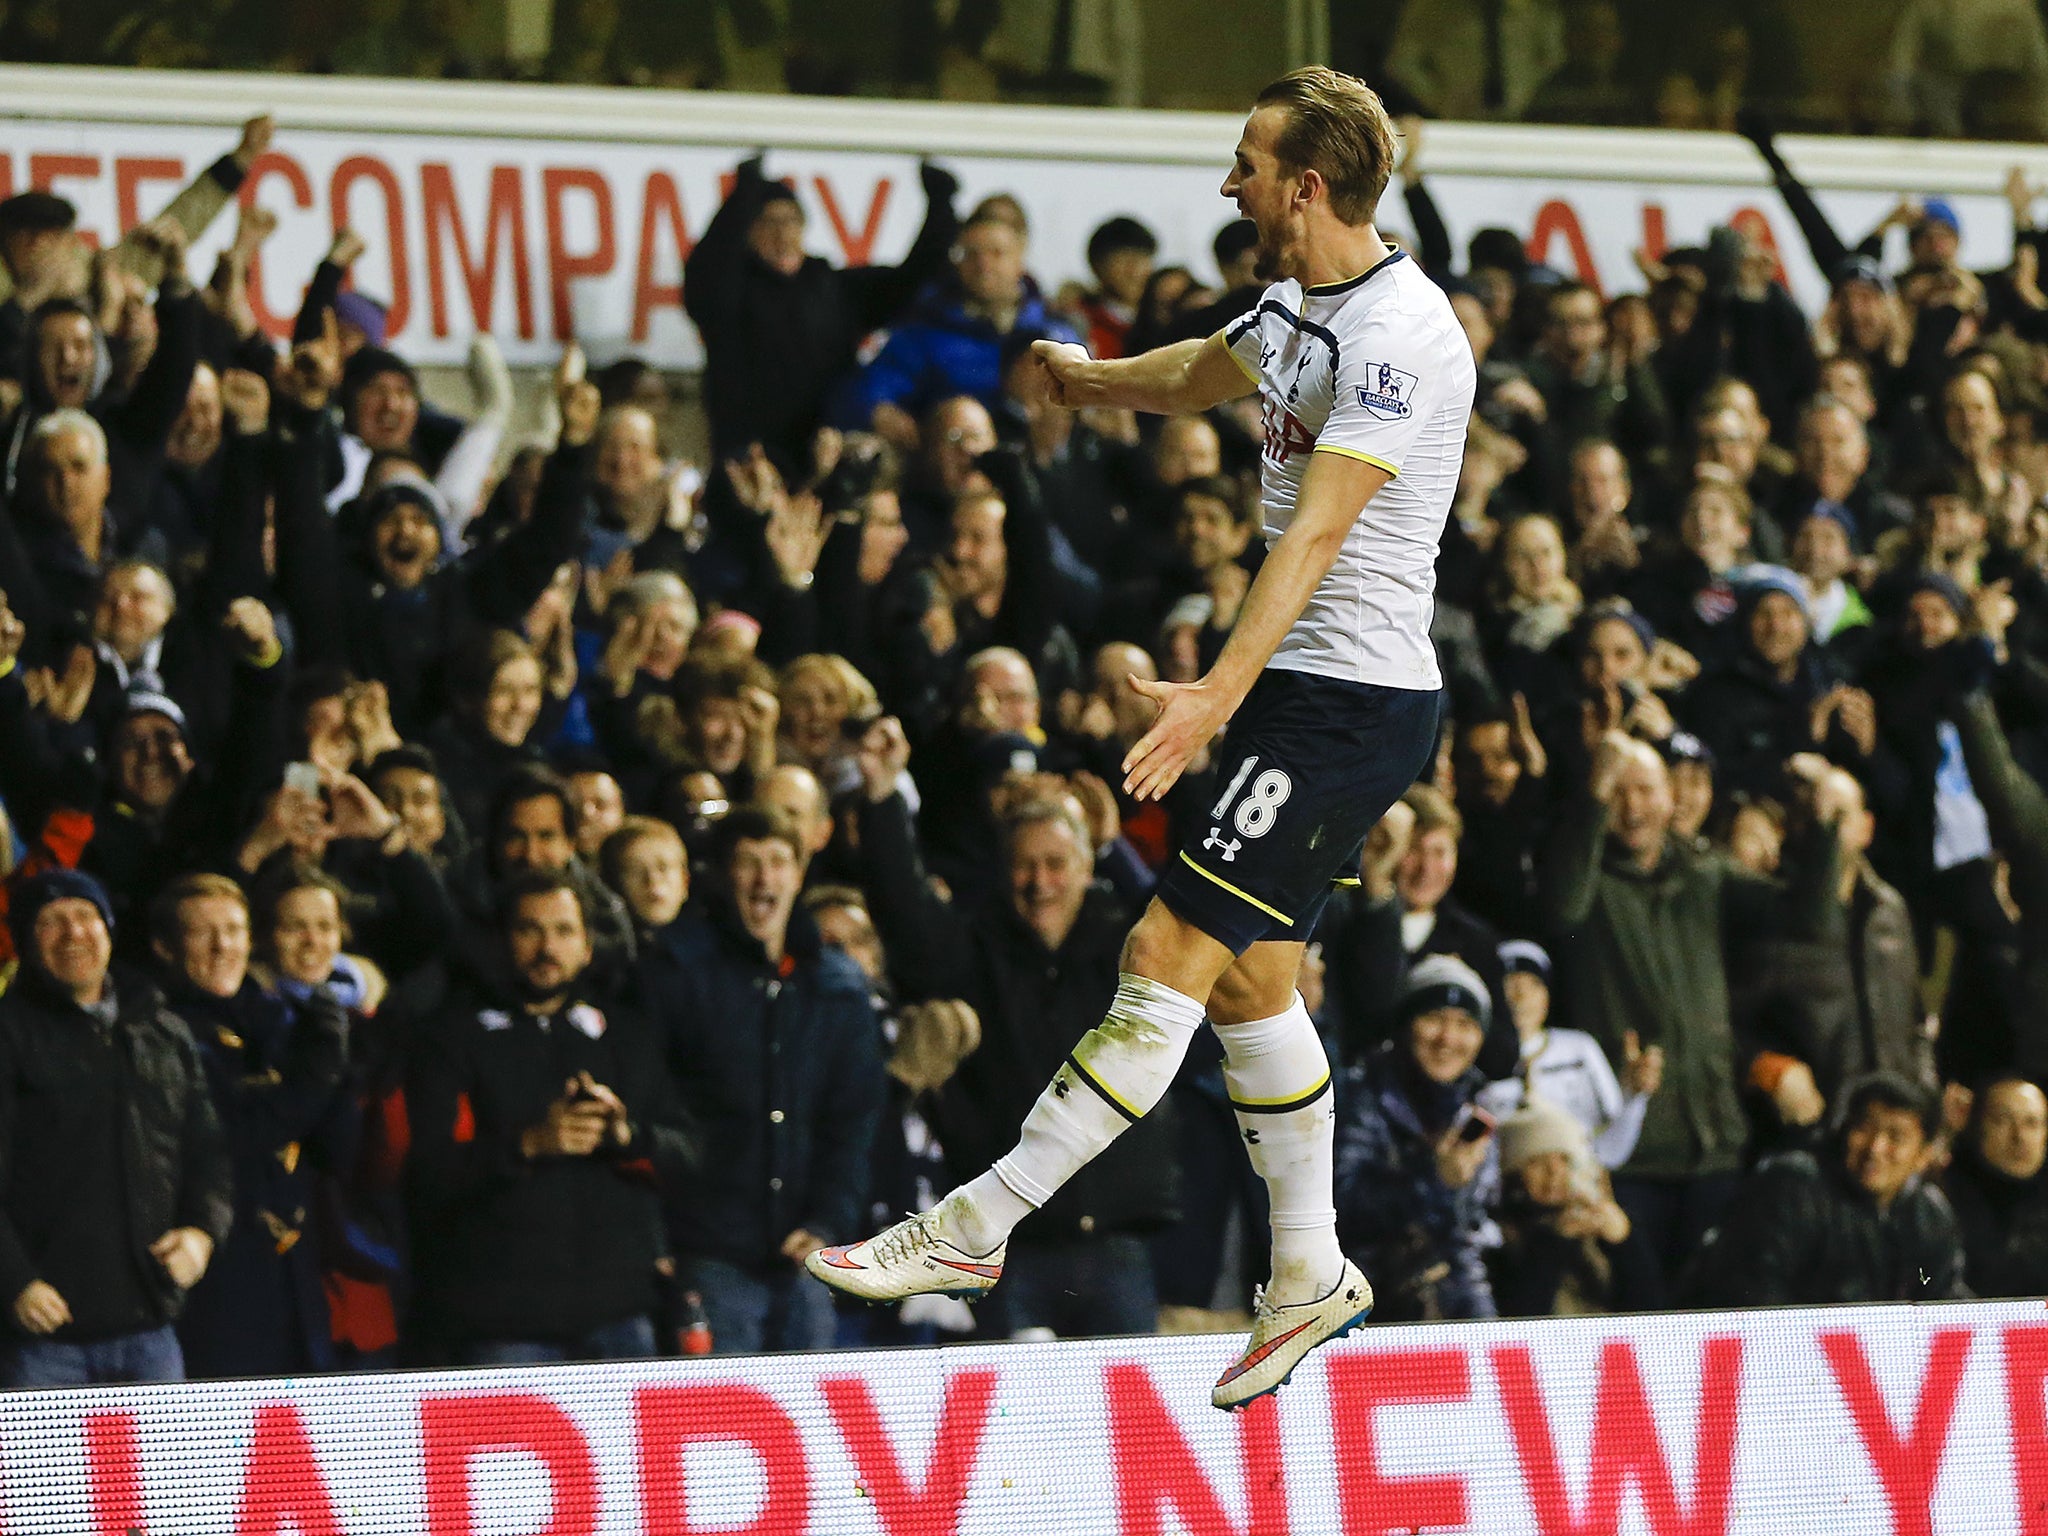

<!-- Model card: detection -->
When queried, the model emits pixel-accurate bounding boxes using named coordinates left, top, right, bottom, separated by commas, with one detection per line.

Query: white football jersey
left=1223, top=250, right=1475, bottom=690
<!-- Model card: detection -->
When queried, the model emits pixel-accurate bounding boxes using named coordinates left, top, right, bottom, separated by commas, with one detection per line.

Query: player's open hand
left=1121, top=675, right=1228, bottom=803
left=1029, top=340, right=1094, bottom=409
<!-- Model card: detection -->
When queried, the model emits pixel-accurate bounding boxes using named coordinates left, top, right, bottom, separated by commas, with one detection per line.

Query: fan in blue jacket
left=838, top=211, right=1082, bottom=438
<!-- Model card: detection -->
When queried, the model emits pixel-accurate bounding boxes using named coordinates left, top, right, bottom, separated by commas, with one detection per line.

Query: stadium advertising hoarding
left=1, top=1300, right=2045, bottom=1534
left=0, top=72, right=2034, bottom=371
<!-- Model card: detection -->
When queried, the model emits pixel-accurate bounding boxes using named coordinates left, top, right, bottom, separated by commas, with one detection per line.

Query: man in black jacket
left=0, top=870, right=232, bottom=1387
left=1689, top=1073, right=1966, bottom=1309
left=407, top=870, right=693, bottom=1365
left=684, top=152, right=960, bottom=473
left=658, top=807, right=884, bottom=1353
left=859, top=783, right=1179, bottom=1338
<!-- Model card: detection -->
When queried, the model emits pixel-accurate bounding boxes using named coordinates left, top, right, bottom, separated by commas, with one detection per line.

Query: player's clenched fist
left=1029, top=340, right=1095, bottom=408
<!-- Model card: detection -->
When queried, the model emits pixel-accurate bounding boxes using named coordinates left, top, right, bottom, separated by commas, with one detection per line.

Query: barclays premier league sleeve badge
left=1356, top=361, right=1418, bottom=420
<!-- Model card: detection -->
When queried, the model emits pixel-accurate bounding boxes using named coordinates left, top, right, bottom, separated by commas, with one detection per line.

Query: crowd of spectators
left=3, top=92, right=2048, bottom=1388
left=15, top=0, right=2048, bottom=140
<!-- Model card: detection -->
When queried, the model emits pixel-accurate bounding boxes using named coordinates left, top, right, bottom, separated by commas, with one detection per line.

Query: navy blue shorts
left=1156, top=669, right=1443, bottom=955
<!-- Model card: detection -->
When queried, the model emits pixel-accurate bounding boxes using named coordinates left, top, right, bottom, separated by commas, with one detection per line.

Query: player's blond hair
left=1253, top=67, right=1398, bottom=227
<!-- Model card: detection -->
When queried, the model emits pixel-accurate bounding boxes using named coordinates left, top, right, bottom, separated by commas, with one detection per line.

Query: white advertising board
left=2, top=1300, right=2046, bottom=1534
left=2, top=66, right=2041, bottom=370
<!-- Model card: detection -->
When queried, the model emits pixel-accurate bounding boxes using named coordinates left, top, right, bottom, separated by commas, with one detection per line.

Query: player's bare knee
left=1119, top=901, right=1229, bottom=996
left=1208, top=952, right=1300, bottom=1026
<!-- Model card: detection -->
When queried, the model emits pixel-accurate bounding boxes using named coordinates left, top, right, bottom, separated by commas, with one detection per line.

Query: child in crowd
left=1478, top=941, right=1661, bottom=1168
left=1488, top=1099, right=1632, bottom=1317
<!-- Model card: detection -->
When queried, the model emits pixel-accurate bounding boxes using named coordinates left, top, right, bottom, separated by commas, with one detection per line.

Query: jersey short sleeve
left=1313, top=319, right=1444, bottom=479
left=1222, top=315, right=1265, bottom=388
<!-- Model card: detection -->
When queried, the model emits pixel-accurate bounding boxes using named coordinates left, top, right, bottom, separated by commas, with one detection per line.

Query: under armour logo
left=1243, top=1127, right=1260, bottom=1144
left=1203, top=828, right=1242, bottom=862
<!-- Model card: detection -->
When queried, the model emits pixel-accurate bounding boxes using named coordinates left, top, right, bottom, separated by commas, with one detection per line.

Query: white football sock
left=1215, top=992, right=1343, bottom=1306
left=940, top=974, right=1206, bottom=1256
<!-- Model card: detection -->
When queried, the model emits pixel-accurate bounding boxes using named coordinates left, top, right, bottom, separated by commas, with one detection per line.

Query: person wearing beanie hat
left=6, top=868, right=116, bottom=965
left=0, top=867, right=233, bottom=1387
left=1396, top=951, right=1491, bottom=1034
left=1678, top=560, right=1850, bottom=799
left=273, top=356, right=591, bottom=737
left=1497, top=1097, right=1594, bottom=1177
left=1488, top=1097, right=1632, bottom=1318
left=1480, top=936, right=1659, bottom=1172
left=1332, top=952, right=1499, bottom=1322
left=1789, top=501, right=1878, bottom=662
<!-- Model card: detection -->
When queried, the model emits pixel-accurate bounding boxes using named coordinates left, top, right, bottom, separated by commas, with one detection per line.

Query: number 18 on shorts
left=1157, top=670, right=1444, bottom=956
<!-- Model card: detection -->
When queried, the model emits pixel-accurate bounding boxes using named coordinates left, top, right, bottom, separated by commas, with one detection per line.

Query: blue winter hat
left=1904, top=570, right=1971, bottom=622
left=1918, top=199, right=1961, bottom=237
left=1734, top=563, right=1813, bottom=626
left=1577, top=599, right=1656, bottom=656
left=1800, top=500, right=1862, bottom=551
left=9, top=868, right=116, bottom=959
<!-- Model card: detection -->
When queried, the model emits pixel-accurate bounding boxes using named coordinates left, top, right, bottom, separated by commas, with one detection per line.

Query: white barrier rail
left=3, top=1299, right=2046, bottom=1533
left=3, top=65, right=2048, bottom=371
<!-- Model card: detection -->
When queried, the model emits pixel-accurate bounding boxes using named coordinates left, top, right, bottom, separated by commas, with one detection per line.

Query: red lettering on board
left=421, top=1393, right=599, bottom=1536
left=1528, top=199, right=1601, bottom=296
left=238, top=151, right=314, bottom=338
left=636, top=1383, right=809, bottom=1535
left=234, top=1402, right=346, bottom=1536
left=819, top=1369, right=999, bottom=1536
left=1492, top=1336, right=1743, bottom=1536
left=331, top=155, right=412, bottom=335
left=1328, top=1346, right=1470, bottom=1536
left=632, top=170, right=692, bottom=343
left=814, top=176, right=892, bottom=268
left=1105, top=1362, right=1289, bottom=1536
left=85, top=1410, right=147, bottom=1536
left=1821, top=1329, right=1971, bottom=1536
left=2005, top=1324, right=2048, bottom=1535
left=30, top=153, right=99, bottom=196
left=422, top=162, right=535, bottom=340
left=1641, top=204, right=1669, bottom=263
left=542, top=166, right=616, bottom=341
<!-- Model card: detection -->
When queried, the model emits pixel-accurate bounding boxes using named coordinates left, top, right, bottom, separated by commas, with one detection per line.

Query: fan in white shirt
left=1478, top=941, right=1663, bottom=1170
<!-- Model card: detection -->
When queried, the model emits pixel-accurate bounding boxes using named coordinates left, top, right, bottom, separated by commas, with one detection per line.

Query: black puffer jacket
left=0, top=968, right=233, bottom=1339
left=1688, top=1150, right=1966, bottom=1308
